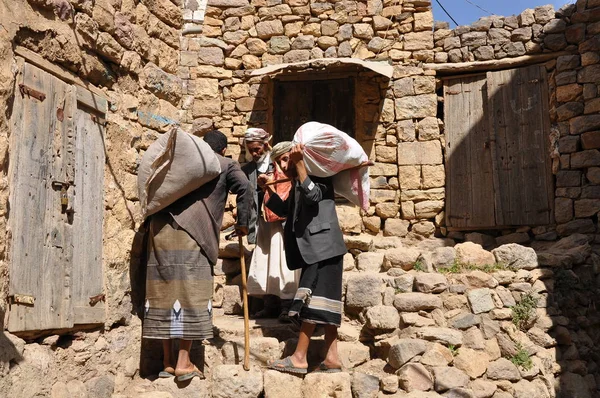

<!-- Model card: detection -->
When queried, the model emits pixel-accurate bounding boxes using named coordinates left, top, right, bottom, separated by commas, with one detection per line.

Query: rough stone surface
left=388, top=339, right=428, bottom=368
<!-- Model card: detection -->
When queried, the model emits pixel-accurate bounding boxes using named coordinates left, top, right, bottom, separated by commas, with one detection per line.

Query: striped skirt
left=288, top=255, right=343, bottom=327
left=142, top=212, right=213, bottom=341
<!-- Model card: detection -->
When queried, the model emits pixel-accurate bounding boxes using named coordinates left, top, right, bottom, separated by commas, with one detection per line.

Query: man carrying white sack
left=261, top=143, right=347, bottom=374
left=142, top=130, right=251, bottom=381
left=242, top=129, right=299, bottom=321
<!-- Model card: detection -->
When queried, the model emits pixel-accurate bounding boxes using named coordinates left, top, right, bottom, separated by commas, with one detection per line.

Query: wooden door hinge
left=10, top=294, right=35, bottom=306
left=19, top=84, right=46, bottom=102
left=89, top=293, right=105, bottom=306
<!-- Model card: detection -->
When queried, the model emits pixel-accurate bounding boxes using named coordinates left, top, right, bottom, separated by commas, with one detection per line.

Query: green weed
left=413, top=260, right=425, bottom=272
left=447, top=344, right=458, bottom=356
left=509, top=343, right=533, bottom=370
left=511, top=292, right=539, bottom=331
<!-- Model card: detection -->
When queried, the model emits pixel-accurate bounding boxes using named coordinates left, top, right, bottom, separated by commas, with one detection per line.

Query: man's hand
left=257, top=172, right=274, bottom=189
left=235, top=226, right=248, bottom=236
left=289, top=144, right=304, bottom=164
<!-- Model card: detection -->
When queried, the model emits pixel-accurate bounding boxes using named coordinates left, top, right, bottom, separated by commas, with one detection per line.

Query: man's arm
left=226, top=161, right=251, bottom=234
left=290, top=145, right=330, bottom=205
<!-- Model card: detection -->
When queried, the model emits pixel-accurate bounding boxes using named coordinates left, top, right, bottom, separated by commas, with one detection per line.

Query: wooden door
left=487, top=66, right=553, bottom=225
left=7, top=62, right=105, bottom=333
left=273, top=78, right=355, bottom=143
left=444, top=75, right=495, bottom=228
left=71, top=102, right=105, bottom=325
left=444, top=65, right=552, bottom=229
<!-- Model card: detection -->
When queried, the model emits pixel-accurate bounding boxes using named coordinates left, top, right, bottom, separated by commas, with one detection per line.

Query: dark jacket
left=241, top=160, right=270, bottom=244
left=168, top=155, right=251, bottom=265
left=266, top=176, right=347, bottom=268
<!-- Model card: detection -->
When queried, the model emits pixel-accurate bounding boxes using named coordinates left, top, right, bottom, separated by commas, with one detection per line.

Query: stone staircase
left=2, top=234, right=600, bottom=397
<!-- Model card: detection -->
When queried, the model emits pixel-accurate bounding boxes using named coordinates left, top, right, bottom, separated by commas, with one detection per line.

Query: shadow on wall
left=443, top=63, right=600, bottom=397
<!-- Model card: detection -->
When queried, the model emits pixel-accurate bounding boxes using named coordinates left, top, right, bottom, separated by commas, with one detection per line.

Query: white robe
left=246, top=217, right=300, bottom=299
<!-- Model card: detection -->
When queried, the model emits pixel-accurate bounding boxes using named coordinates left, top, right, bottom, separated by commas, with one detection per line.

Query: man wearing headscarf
left=242, top=132, right=298, bottom=321
left=241, top=127, right=272, bottom=244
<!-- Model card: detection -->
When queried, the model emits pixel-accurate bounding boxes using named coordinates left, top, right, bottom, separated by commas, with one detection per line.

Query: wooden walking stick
left=238, top=235, right=251, bottom=371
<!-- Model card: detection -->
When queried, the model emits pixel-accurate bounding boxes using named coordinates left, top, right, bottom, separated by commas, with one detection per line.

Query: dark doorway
left=272, top=77, right=355, bottom=144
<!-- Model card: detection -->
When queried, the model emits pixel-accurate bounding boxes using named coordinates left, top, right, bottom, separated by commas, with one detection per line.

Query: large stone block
left=404, top=31, right=434, bottom=50
left=486, top=358, right=521, bottom=381
left=365, top=305, right=400, bottom=330
left=492, top=244, right=538, bottom=270
left=394, top=293, right=442, bottom=312
left=414, top=200, right=444, bottom=219
left=302, top=373, right=351, bottom=397
left=398, top=363, right=434, bottom=392
left=356, top=252, right=385, bottom=273
left=142, top=63, right=183, bottom=104
left=455, top=242, right=495, bottom=267
left=346, top=274, right=383, bottom=310
left=384, top=247, right=420, bottom=270
left=212, top=365, right=263, bottom=398
left=395, top=94, right=438, bottom=120
left=398, top=141, right=442, bottom=165
left=570, top=115, right=600, bottom=135
left=384, top=219, right=410, bottom=237
left=256, top=20, right=284, bottom=39
left=414, top=273, right=448, bottom=293
left=432, top=367, right=470, bottom=392
left=571, top=149, right=600, bottom=168
left=263, top=370, right=303, bottom=398
left=454, top=347, right=490, bottom=378
left=467, top=288, right=495, bottom=314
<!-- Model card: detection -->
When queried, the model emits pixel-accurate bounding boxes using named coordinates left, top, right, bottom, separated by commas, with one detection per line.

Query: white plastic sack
left=138, top=126, right=221, bottom=218
left=293, top=122, right=370, bottom=211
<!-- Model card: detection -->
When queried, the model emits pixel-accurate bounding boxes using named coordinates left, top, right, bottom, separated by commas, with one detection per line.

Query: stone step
left=213, top=314, right=298, bottom=341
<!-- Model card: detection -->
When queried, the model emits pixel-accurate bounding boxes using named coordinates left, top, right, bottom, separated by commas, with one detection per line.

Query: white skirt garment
left=247, top=217, right=300, bottom=299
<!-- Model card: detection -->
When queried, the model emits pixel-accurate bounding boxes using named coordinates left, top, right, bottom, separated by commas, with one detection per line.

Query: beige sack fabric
left=138, top=126, right=221, bottom=218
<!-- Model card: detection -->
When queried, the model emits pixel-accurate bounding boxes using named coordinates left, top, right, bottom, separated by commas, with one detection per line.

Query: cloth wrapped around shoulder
left=293, top=122, right=370, bottom=211
left=138, top=126, right=222, bottom=218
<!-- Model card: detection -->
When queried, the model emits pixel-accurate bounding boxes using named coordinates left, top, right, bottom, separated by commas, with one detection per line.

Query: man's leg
left=175, top=339, right=195, bottom=372
left=162, top=340, right=174, bottom=370
left=322, top=325, right=342, bottom=369
left=285, top=321, right=315, bottom=369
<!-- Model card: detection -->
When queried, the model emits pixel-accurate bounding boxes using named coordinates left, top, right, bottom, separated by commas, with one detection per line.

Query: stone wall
left=0, top=0, right=185, bottom=330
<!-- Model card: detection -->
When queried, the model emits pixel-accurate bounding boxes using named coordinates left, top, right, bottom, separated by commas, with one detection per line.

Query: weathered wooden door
left=7, top=62, right=106, bottom=333
left=486, top=66, right=553, bottom=226
left=444, top=65, right=553, bottom=229
left=444, top=75, right=495, bottom=228
left=272, top=78, right=355, bottom=143
left=71, top=101, right=106, bottom=325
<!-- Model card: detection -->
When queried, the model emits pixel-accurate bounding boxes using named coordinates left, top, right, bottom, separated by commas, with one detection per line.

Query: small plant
left=447, top=344, right=458, bottom=356
left=438, top=259, right=462, bottom=274
left=413, top=260, right=425, bottom=272
left=511, top=292, right=539, bottom=331
left=437, top=260, right=517, bottom=275
left=509, top=343, right=533, bottom=370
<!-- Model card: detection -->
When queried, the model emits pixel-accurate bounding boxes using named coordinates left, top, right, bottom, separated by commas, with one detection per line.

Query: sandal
left=158, top=366, right=175, bottom=378
left=278, top=311, right=292, bottom=323
left=267, top=356, right=308, bottom=375
left=312, top=362, right=342, bottom=374
left=175, top=366, right=203, bottom=382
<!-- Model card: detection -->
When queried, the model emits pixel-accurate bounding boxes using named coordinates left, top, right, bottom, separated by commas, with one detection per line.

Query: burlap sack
left=138, top=126, right=221, bottom=218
